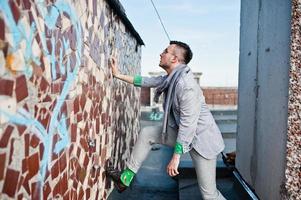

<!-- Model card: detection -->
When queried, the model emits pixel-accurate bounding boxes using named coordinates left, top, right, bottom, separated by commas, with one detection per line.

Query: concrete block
left=0, top=51, right=5, bottom=76
left=0, top=95, right=17, bottom=124
left=32, top=39, right=41, bottom=58
left=61, top=16, right=71, bottom=32
left=84, top=98, right=92, bottom=113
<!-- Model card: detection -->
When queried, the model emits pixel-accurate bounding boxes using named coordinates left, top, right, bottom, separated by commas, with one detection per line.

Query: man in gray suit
left=106, top=41, right=226, bottom=200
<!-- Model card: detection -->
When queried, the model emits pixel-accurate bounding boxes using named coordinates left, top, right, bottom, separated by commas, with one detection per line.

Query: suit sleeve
left=176, top=86, right=201, bottom=154
left=133, top=75, right=166, bottom=88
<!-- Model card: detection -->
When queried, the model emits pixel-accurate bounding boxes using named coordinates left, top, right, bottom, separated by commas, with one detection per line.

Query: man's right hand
left=109, top=57, right=135, bottom=84
left=110, top=57, right=120, bottom=78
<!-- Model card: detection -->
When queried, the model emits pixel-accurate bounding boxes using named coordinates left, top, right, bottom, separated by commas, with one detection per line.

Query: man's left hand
left=167, top=154, right=180, bottom=177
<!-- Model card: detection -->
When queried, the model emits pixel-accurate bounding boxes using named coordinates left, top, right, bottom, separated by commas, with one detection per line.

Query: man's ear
left=171, top=55, right=178, bottom=63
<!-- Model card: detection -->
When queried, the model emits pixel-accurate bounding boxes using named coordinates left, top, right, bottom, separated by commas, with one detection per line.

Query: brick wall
left=140, top=86, right=237, bottom=107
left=201, top=87, right=238, bottom=105
left=0, top=0, right=142, bottom=199
left=140, top=87, right=150, bottom=106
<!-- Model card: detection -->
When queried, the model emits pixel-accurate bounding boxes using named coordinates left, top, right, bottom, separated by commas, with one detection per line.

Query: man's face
left=159, top=45, right=176, bottom=69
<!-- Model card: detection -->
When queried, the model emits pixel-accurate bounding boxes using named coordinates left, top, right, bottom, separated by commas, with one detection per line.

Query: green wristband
left=174, top=142, right=183, bottom=154
left=133, top=75, right=142, bottom=86
left=120, top=168, right=135, bottom=186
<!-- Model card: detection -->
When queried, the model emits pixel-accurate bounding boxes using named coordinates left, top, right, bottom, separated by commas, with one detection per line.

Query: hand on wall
left=110, top=57, right=120, bottom=77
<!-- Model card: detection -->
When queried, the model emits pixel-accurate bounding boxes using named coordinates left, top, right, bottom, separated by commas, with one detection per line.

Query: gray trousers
left=127, top=125, right=226, bottom=200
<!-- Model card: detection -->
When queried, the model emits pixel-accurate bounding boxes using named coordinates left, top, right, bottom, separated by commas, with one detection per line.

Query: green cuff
left=133, top=75, right=142, bottom=87
left=174, top=142, right=183, bottom=154
left=120, top=168, right=135, bottom=186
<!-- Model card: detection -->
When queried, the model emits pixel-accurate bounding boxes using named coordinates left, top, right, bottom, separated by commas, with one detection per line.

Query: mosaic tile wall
left=0, top=0, right=142, bottom=199
left=285, top=0, right=301, bottom=199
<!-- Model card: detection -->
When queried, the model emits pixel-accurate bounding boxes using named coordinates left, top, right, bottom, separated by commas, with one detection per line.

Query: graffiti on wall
left=0, top=0, right=141, bottom=199
left=0, top=0, right=83, bottom=196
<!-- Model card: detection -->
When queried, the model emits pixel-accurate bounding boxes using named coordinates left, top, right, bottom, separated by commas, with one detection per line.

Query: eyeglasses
left=161, top=48, right=183, bottom=63
left=162, top=48, right=174, bottom=55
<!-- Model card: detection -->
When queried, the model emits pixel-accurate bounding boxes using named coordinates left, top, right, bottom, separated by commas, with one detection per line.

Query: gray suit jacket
left=140, top=67, right=225, bottom=159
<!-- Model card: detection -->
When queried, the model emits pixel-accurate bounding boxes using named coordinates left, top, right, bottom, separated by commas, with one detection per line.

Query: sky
left=119, top=0, right=241, bottom=87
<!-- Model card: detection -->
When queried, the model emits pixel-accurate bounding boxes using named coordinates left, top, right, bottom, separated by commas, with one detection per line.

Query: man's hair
left=170, top=41, right=193, bottom=64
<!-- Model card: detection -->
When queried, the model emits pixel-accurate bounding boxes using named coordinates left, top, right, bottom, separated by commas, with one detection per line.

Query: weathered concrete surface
left=237, top=0, right=292, bottom=199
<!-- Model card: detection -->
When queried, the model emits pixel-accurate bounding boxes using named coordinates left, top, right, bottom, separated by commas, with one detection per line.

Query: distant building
left=201, top=87, right=237, bottom=106
left=140, top=72, right=237, bottom=108
left=140, top=71, right=202, bottom=106
left=148, top=71, right=203, bottom=85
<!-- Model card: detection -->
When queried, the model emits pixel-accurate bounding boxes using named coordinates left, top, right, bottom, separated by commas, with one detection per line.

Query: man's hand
left=110, top=57, right=120, bottom=77
left=109, top=57, right=134, bottom=84
left=166, top=153, right=180, bottom=177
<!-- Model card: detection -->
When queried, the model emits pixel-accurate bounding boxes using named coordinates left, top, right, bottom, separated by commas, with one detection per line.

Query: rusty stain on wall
left=0, top=0, right=142, bottom=199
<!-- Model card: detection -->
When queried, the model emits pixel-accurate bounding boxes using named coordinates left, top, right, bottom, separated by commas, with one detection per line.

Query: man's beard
left=159, top=62, right=167, bottom=69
